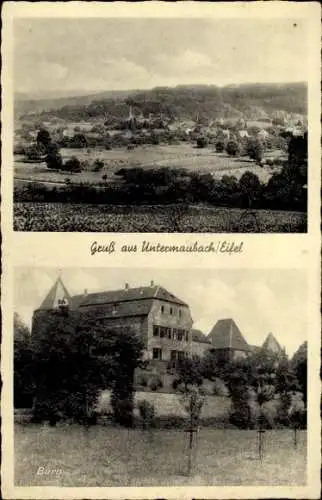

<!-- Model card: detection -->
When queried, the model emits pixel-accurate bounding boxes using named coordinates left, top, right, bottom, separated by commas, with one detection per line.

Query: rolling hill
left=15, top=82, right=307, bottom=122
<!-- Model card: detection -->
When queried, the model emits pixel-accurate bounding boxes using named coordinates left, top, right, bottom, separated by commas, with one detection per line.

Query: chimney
left=84, top=289, right=88, bottom=296
left=150, top=280, right=154, bottom=287
left=125, top=283, right=129, bottom=290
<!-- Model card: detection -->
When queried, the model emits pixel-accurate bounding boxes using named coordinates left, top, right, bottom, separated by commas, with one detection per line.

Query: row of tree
left=14, top=310, right=307, bottom=431
left=14, top=311, right=143, bottom=427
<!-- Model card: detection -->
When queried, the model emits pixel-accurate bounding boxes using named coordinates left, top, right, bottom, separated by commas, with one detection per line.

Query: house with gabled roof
left=207, top=318, right=252, bottom=362
left=32, top=277, right=193, bottom=366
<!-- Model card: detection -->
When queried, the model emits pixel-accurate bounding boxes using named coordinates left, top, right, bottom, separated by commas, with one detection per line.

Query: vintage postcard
left=1, top=1, right=321, bottom=500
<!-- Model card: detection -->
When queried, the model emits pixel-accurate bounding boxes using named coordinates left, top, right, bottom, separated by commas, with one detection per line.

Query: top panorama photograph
left=13, top=17, right=308, bottom=233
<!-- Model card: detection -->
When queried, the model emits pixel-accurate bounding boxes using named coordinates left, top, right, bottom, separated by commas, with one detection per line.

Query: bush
left=196, top=136, right=208, bottom=148
left=215, top=141, right=225, bottom=153
left=149, top=376, right=163, bottom=391
left=138, top=400, right=155, bottom=428
left=63, top=157, right=82, bottom=173
left=136, top=374, right=148, bottom=387
left=111, top=396, right=134, bottom=427
left=247, top=138, right=264, bottom=163
left=226, top=140, right=239, bottom=156
left=229, top=398, right=255, bottom=429
left=92, top=159, right=104, bottom=172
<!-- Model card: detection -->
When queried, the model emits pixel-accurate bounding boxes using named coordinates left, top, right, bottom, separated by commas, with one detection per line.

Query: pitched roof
left=38, top=277, right=71, bottom=310
left=249, top=345, right=261, bottom=354
left=74, top=285, right=187, bottom=309
left=37, top=281, right=188, bottom=319
left=191, top=329, right=212, bottom=344
left=262, top=333, right=283, bottom=353
left=208, top=318, right=250, bottom=351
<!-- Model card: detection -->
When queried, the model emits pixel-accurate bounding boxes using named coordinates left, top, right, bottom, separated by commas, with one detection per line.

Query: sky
left=14, top=17, right=308, bottom=96
left=14, top=267, right=307, bottom=357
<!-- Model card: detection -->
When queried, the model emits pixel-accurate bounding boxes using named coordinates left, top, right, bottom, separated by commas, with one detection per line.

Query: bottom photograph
left=14, top=267, right=307, bottom=487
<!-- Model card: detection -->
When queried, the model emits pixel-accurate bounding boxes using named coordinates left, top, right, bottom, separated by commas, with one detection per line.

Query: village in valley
left=13, top=16, right=309, bottom=233
left=14, top=85, right=308, bottom=233
left=14, top=271, right=308, bottom=486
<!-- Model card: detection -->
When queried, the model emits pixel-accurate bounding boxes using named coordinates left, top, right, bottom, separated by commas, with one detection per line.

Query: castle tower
left=38, top=276, right=71, bottom=311
left=262, top=332, right=283, bottom=355
left=32, top=276, right=71, bottom=337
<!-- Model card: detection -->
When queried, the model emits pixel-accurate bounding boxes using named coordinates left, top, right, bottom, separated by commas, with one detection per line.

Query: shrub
left=138, top=400, right=155, bottom=429
left=111, top=396, right=134, bottom=427
left=172, top=379, right=179, bottom=390
left=14, top=144, right=26, bottom=155
left=63, top=157, right=82, bottom=173
left=149, top=376, right=163, bottom=391
left=226, top=140, right=239, bottom=156
left=229, top=398, right=254, bottom=429
left=136, top=374, right=148, bottom=387
left=247, top=138, right=264, bottom=163
left=196, top=136, right=208, bottom=148
left=215, top=141, right=225, bottom=153
left=92, top=159, right=104, bottom=172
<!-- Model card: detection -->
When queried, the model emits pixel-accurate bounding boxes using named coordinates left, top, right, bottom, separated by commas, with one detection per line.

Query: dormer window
left=58, top=297, right=68, bottom=307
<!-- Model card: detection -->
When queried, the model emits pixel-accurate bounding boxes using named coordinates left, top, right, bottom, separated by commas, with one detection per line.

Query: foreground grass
left=14, top=203, right=307, bottom=232
left=15, top=425, right=306, bottom=486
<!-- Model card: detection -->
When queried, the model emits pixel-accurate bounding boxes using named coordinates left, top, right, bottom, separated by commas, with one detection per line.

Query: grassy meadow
left=14, top=424, right=307, bottom=487
left=14, top=144, right=282, bottom=186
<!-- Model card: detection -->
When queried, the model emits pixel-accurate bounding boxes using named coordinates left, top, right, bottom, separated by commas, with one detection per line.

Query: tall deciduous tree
left=31, top=308, right=143, bottom=427
left=291, top=341, right=307, bottom=407
left=14, top=313, right=34, bottom=408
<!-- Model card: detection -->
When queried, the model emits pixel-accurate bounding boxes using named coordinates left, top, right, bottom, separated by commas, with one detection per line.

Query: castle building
left=32, top=277, right=193, bottom=365
left=32, top=278, right=285, bottom=373
left=207, top=318, right=252, bottom=362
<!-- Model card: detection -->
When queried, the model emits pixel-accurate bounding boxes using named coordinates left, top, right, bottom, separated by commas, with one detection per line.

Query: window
left=167, top=328, right=172, bottom=339
left=161, top=305, right=165, bottom=314
left=170, top=350, right=177, bottom=360
left=185, top=331, right=189, bottom=342
left=153, top=348, right=162, bottom=360
left=170, top=307, right=173, bottom=315
left=177, top=329, right=183, bottom=341
left=153, top=325, right=159, bottom=337
left=172, top=328, right=177, bottom=340
left=179, top=309, right=182, bottom=318
left=160, top=327, right=167, bottom=338
left=178, top=351, right=185, bottom=361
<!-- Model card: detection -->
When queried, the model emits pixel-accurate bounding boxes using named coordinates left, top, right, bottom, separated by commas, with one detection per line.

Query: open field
left=14, top=144, right=283, bottom=186
left=14, top=424, right=307, bottom=486
left=14, top=203, right=307, bottom=232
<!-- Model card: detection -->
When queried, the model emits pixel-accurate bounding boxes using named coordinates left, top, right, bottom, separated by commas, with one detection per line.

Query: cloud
left=15, top=60, right=69, bottom=93
left=65, top=269, right=101, bottom=296
left=153, top=50, right=213, bottom=78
